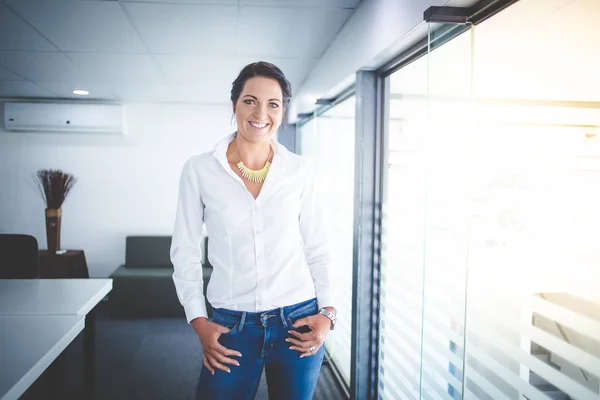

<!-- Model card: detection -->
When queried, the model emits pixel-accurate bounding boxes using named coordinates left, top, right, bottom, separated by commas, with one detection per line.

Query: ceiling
left=0, top=0, right=360, bottom=105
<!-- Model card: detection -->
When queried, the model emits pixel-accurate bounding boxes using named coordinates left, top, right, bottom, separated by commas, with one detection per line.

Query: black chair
left=0, top=234, right=40, bottom=278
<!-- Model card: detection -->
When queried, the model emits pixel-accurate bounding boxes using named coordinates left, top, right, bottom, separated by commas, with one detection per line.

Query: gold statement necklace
left=234, top=140, right=272, bottom=183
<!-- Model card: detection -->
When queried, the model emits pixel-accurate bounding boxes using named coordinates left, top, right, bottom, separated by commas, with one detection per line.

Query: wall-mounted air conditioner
left=3, top=102, right=123, bottom=133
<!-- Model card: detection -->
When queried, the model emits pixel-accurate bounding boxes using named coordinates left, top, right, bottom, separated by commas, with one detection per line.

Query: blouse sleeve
left=298, top=161, right=335, bottom=310
left=170, top=157, right=208, bottom=323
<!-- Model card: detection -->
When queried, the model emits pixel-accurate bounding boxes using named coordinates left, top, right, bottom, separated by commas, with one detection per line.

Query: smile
left=249, top=121, right=269, bottom=129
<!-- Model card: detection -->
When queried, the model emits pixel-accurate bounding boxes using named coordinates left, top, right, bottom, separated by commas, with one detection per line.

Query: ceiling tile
left=6, top=0, right=147, bottom=53
left=154, top=55, right=316, bottom=100
left=35, top=82, right=117, bottom=101
left=155, top=55, right=313, bottom=83
left=0, top=7, right=57, bottom=51
left=0, top=80, right=57, bottom=98
left=259, top=57, right=317, bottom=90
left=0, top=51, right=80, bottom=81
left=237, top=7, right=352, bottom=58
left=123, top=2, right=237, bottom=55
left=0, top=64, right=23, bottom=80
left=111, top=84, right=230, bottom=104
left=240, top=0, right=360, bottom=7
left=153, top=55, right=242, bottom=86
left=122, top=0, right=236, bottom=4
left=67, top=52, right=164, bottom=84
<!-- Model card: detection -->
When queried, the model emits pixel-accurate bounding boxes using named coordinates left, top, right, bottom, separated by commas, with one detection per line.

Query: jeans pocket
left=221, top=323, right=239, bottom=335
left=286, top=302, right=318, bottom=331
left=288, top=318, right=312, bottom=334
left=212, top=315, right=240, bottom=335
left=286, top=316, right=295, bottom=329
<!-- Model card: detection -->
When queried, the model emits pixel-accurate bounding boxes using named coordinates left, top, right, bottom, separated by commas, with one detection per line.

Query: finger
left=206, top=353, right=231, bottom=373
left=289, top=344, right=315, bottom=353
left=292, top=317, right=310, bottom=328
left=216, top=325, right=231, bottom=335
left=285, top=336, right=310, bottom=348
left=211, top=342, right=243, bottom=358
left=210, top=350, right=240, bottom=367
left=203, top=355, right=215, bottom=375
left=298, top=346, right=319, bottom=358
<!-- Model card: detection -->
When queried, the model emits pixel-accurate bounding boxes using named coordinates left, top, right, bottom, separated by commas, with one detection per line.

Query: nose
left=254, top=103, right=268, bottom=120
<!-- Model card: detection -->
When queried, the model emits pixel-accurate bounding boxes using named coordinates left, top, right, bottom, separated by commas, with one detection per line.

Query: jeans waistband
left=212, top=298, right=317, bottom=329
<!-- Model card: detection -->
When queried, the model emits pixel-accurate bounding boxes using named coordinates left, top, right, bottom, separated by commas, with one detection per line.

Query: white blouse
left=170, top=133, right=334, bottom=323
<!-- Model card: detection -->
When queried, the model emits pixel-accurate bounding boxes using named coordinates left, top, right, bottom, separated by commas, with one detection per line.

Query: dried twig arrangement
left=35, top=169, right=77, bottom=209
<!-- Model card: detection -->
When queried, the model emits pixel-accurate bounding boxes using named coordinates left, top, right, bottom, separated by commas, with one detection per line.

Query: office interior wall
left=0, top=102, right=231, bottom=277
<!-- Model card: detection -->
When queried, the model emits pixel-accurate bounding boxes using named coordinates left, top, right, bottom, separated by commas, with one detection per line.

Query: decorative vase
left=45, top=208, right=62, bottom=253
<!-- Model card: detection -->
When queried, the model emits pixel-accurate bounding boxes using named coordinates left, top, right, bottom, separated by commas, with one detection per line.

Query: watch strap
left=318, top=308, right=337, bottom=330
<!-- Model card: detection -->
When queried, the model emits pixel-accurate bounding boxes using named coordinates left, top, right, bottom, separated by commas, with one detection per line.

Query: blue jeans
left=196, top=298, right=325, bottom=400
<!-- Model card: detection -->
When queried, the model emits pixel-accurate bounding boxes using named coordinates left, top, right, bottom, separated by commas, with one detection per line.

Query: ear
left=232, top=101, right=237, bottom=114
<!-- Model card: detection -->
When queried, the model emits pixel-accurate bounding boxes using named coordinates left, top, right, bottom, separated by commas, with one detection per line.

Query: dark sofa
left=108, top=236, right=212, bottom=318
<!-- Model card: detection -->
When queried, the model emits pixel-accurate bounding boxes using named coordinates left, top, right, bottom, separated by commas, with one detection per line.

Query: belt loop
left=239, top=312, right=246, bottom=332
left=279, top=307, right=288, bottom=328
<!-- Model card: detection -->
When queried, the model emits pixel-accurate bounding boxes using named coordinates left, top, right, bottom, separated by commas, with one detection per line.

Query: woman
left=170, top=61, right=337, bottom=400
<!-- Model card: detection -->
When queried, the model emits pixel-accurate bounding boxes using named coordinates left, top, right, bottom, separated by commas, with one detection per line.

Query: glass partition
left=420, top=21, right=474, bottom=400
left=381, top=0, right=600, bottom=398
left=462, top=0, right=600, bottom=398
left=298, top=96, right=356, bottom=387
left=379, top=20, right=475, bottom=400
left=379, top=36, right=429, bottom=399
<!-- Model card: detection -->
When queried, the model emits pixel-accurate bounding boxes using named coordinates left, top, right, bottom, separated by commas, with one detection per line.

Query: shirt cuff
left=316, top=291, right=336, bottom=311
left=183, top=296, right=209, bottom=324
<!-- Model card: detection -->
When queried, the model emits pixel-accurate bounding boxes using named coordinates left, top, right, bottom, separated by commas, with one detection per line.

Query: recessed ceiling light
left=73, top=89, right=89, bottom=96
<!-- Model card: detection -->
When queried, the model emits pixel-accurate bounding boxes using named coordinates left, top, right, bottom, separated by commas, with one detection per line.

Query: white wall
left=0, top=102, right=232, bottom=277
left=292, top=0, right=475, bottom=116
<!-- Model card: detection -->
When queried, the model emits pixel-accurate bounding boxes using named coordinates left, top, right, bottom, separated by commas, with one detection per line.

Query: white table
left=0, top=315, right=84, bottom=400
left=0, top=279, right=112, bottom=316
left=0, top=279, right=112, bottom=400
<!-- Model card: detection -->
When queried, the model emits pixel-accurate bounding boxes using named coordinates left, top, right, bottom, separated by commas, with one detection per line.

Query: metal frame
left=323, top=351, right=351, bottom=398
left=423, top=6, right=471, bottom=24
left=424, top=0, right=519, bottom=24
left=296, top=87, right=356, bottom=128
left=277, top=122, right=297, bottom=153
left=381, top=0, right=520, bottom=79
left=350, top=70, right=384, bottom=400
left=469, top=0, right=520, bottom=24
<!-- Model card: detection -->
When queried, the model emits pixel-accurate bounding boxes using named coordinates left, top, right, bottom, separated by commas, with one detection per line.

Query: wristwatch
left=318, top=308, right=337, bottom=330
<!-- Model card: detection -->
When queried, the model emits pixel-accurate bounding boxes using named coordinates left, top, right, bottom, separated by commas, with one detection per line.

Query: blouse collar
left=213, top=132, right=284, bottom=161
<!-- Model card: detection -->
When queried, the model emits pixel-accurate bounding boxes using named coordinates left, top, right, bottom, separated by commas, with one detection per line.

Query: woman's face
left=233, top=76, right=284, bottom=144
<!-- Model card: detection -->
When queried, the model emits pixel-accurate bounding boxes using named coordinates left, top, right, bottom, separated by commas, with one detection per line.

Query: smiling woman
left=230, top=75, right=284, bottom=184
left=170, top=61, right=338, bottom=400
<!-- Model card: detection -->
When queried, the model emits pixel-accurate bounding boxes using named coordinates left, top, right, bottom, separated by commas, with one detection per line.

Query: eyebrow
left=242, top=94, right=282, bottom=103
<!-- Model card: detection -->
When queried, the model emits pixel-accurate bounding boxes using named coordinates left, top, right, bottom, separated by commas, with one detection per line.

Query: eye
left=269, top=102, right=279, bottom=109
left=244, top=99, right=255, bottom=105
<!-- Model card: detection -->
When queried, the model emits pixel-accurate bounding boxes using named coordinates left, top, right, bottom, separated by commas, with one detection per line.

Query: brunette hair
left=231, top=61, right=292, bottom=111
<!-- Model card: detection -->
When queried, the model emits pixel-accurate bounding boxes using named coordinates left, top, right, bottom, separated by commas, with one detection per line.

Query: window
left=380, top=0, right=600, bottom=398
left=298, top=96, right=356, bottom=387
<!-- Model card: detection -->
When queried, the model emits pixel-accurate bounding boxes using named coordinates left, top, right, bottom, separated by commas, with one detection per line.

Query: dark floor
left=21, top=300, right=346, bottom=400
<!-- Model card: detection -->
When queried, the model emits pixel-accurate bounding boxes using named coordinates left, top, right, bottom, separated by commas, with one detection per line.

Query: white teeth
left=250, top=122, right=267, bottom=129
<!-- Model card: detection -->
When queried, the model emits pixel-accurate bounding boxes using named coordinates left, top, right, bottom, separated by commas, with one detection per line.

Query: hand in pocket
left=191, top=317, right=242, bottom=374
